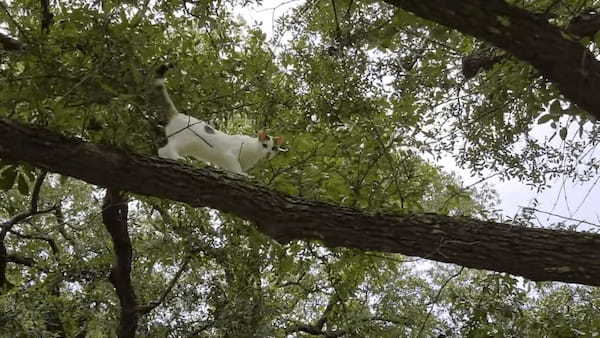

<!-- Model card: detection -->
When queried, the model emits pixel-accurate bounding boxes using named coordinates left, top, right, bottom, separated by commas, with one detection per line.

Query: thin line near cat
left=154, top=66, right=285, bottom=176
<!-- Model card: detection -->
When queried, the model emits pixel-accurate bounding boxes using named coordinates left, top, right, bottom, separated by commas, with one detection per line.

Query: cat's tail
left=153, top=64, right=178, bottom=123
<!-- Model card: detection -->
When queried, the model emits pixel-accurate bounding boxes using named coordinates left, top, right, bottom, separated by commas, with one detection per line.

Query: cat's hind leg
left=158, top=143, right=181, bottom=160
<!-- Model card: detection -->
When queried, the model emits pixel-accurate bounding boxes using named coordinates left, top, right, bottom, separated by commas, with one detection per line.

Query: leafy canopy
left=1, top=0, right=599, bottom=336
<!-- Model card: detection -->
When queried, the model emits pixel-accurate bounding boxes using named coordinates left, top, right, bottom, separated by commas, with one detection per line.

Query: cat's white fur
left=154, top=77, right=283, bottom=175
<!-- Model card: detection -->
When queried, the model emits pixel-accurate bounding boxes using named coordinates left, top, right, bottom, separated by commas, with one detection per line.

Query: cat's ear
left=258, top=131, right=269, bottom=141
left=274, top=136, right=285, bottom=145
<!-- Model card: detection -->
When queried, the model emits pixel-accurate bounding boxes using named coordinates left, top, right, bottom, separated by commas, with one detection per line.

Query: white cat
left=154, top=71, right=284, bottom=175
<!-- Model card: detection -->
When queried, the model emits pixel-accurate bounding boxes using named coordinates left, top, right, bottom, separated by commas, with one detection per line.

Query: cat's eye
left=262, top=144, right=268, bottom=148
left=272, top=146, right=278, bottom=151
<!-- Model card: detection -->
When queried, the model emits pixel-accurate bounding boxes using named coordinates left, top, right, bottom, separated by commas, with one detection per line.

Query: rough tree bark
left=567, top=11, right=600, bottom=39
left=2, top=119, right=600, bottom=286
left=461, top=11, right=600, bottom=79
left=383, top=0, right=600, bottom=118
left=102, top=189, right=138, bottom=338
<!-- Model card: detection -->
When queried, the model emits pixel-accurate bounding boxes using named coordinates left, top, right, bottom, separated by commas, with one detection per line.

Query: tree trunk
left=102, top=189, right=138, bottom=338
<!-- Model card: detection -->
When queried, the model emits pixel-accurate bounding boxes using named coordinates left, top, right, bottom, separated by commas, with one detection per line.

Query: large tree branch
left=2, top=119, right=600, bottom=286
left=567, top=11, right=600, bottom=39
left=461, top=12, right=600, bottom=80
left=383, top=0, right=600, bottom=118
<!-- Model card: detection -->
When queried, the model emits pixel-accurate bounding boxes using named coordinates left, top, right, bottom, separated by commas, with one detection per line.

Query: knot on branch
left=462, top=54, right=505, bottom=80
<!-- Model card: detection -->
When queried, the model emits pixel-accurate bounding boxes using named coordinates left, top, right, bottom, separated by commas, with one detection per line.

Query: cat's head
left=258, top=131, right=285, bottom=160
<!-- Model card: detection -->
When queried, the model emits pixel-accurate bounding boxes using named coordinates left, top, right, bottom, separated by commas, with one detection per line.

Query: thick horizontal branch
left=2, top=119, right=600, bottom=286
left=384, top=0, right=600, bottom=118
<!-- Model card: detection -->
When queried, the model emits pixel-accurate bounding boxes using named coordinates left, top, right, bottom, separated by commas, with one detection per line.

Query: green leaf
left=594, top=31, right=600, bottom=45
left=0, top=166, right=17, bottom=191
left=549, top=100, right=562, bottom=115
left=17, top=173, right=30, bottom=196
left=59, top=174, right=69, bottom=186
left=21, top=164, right=36, bottom=181
left=559, top=127, right=568, bottom=141
left=537, top=114, right=553, bottom=124
left=99, top=81, right=119, bottom=95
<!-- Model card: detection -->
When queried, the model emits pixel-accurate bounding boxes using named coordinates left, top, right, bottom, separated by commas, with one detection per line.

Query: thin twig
left=330, top=0, right=341, bottom=39
left=8, top=229, right=59, bottom=254
left=0, top=170, right=49, bottom=287
left=1, top=170, right=50, bottom=236
left=416, top=267, right=465, bottom=338
left=30, top=170, right=47, bottom=211
left=520, top=206, right=600, bottom=228
left=138, top=255, right=192, bottom=314
left=573, top=173, right=600, bottom=216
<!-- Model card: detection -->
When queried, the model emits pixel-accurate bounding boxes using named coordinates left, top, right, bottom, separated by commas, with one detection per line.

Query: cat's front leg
left=218, top=154, right=247, bottom=176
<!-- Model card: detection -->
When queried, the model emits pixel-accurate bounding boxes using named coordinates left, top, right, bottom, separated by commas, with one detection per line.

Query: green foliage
left=0, top=163, right=35, bottom=195
left=1, top=0, right=599, bottom=336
